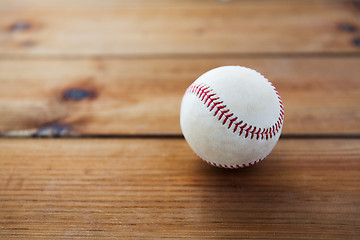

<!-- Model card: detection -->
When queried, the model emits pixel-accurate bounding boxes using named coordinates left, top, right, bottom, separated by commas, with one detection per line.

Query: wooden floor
left=0, top=1, right=359, bottom=239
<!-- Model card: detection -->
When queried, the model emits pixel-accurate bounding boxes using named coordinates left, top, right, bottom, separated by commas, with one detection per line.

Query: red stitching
left=202, top=157, right=265, bottom=169
left=228, top=117, right=237, bottom=130
left=185, top=82, right=284, bottom=140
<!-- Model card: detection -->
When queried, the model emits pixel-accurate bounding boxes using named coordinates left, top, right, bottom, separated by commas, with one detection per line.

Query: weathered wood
left=0, top=1, right=359, bottom=56
left=0, top=57, right=359, bottom=136
left=0, top=138, right=359, bottom=239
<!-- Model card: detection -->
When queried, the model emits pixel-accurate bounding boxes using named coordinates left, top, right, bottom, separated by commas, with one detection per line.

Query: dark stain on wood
left=33, top=123, right=74, bottom=137
left=9, top=21, right=31, bottom=31
left=59, top=78, right=100, bottom=102
left=351, top=0, right=360, bottom=11
left=338, top=23, right=357, bottom=33
left=62, top=88, right=97, bottom=101
left=352, top=37, right=360, bottom=47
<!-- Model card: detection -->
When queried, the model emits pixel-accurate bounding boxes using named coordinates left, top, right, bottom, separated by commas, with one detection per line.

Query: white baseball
left=180, top=66, right=284, bottom=168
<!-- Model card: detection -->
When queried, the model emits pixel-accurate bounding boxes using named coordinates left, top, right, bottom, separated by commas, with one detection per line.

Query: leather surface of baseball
left=180, top=66, right=284, bottom=168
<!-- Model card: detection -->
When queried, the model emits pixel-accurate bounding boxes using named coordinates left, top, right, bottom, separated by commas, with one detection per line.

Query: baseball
left=180, top=66, right=284, bottom=168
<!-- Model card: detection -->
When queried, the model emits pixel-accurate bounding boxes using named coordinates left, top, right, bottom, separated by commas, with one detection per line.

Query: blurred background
left=0, top=0, right=359, bottom=137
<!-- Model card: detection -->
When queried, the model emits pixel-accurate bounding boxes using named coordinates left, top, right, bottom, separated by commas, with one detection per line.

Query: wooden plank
left=0, top=1, right=359, bottom=56
left=0, top=0, right=349, bottom=9
left=0, top=57, right=359, bottom=136
left=0, top=138, right=359, bottom=239
left=0, top=0, right=353, bottom=10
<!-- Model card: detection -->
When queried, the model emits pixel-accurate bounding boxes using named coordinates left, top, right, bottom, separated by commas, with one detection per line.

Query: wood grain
left=0, top=1, right=358, bottom=240
left=0, top=138, right=359, bottom=239
left=0, top=1, right=359, bottom=56
left=0, top=0, right=352, bottom=9
left=0, top=57, right=359, bottom=136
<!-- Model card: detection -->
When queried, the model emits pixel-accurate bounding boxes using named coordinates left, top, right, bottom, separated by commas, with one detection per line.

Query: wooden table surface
left=0, top=1, right=359, bottom=239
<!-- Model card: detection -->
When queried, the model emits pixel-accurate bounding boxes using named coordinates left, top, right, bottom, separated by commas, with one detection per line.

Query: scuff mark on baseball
left=180, top=66, right=284, bottom=169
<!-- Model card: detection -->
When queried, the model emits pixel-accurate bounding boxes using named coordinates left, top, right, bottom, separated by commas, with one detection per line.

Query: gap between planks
left=1, top=52, right=360, bottom=60
left=2, top=133, right=360, bottom=140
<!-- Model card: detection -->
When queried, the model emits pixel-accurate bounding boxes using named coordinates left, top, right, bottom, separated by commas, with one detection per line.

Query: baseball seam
left=185, top=82, right=284, bottom=140
left=202, top=157, right=265, bottom=169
